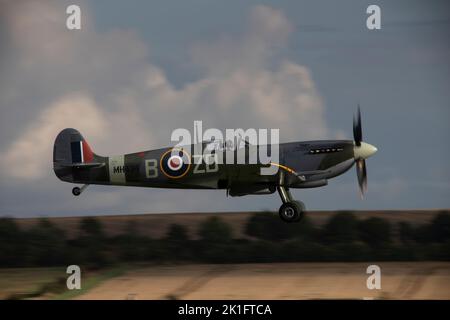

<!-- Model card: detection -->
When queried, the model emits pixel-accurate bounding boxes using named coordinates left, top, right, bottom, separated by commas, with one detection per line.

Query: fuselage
left=54, top=139, right=356, bottom=193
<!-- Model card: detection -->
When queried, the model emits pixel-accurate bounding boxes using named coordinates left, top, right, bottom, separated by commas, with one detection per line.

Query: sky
left=0, top=0, right=449, bottom=217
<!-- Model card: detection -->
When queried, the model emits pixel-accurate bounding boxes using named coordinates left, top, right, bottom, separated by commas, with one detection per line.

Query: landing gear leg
left=277, top=186, right=305, bottom=223
left=72, top=184, right=89, bottom=196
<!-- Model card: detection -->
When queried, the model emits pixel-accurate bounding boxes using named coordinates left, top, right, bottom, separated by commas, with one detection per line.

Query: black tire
left=72, top=187, right=81, bottom=196
left=292, top=201, right=306, bottom=222
left=279, top=202, right=302, bottom=223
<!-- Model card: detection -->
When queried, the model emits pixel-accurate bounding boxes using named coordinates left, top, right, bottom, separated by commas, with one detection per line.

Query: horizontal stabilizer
left=60, top=162, right=105, bottom=169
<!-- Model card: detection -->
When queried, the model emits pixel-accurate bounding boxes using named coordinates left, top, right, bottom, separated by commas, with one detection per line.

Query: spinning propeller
left=353, top=105, right=377, bottom=197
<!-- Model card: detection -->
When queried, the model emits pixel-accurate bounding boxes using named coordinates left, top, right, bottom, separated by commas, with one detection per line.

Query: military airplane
left=53, top=107, right=377, bottom=222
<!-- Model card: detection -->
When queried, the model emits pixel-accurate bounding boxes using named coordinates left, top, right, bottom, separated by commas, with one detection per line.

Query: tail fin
left=53, top=128, right=104, bottom=182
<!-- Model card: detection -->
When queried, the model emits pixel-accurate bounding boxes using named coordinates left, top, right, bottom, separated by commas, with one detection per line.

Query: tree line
left=0, top=211, right=449, bottom=268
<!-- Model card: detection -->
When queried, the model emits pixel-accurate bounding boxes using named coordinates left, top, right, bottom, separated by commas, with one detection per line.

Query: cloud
left=1, top=94, right=108, bottom=179
left=0, top=1, right=328, bottom=215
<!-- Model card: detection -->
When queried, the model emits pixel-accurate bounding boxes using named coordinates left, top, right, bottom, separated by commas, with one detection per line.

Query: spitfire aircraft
left=53, top=108, right=377, bottom=223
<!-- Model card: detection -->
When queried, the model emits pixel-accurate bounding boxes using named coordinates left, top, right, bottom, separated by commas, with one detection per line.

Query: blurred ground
left=14, top=210, right=442, bottom=240
left=1, top=262, right=449, bottom=300
left=74, top=262, right=450, bottom=300
left=2, top=210, right=449, bottom=300
left=0, top=267, right=64, bottom=299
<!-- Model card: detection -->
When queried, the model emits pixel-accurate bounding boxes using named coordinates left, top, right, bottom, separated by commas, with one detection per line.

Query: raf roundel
left=160, top=148, right=191, bottom=179
left=168, top=155, right=183, bottom=171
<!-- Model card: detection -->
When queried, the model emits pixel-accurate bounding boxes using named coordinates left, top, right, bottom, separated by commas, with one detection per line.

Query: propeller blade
left=353, top=105, right=362, bottom=146
left=356, top=159, right=367, bottom=196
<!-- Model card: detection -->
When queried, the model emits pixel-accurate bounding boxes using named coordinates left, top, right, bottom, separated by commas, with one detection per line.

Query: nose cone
left=354, top=142, right=378, bottom=159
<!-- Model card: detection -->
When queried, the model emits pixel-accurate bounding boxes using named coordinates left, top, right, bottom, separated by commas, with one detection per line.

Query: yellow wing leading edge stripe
left=269, top=162, right=297, bottom=175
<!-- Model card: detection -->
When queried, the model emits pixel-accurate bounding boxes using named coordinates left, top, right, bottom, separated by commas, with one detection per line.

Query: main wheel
left=72, top=187, right=81, bottom=196
left=279, top=201, right=304, bottom=223
left=291, top=200, right=305, bottom=222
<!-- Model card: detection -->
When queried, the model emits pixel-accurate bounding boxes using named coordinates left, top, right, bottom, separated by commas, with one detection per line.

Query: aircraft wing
left=271, top=164, right=331, bottom=186
left=297, top=169, right=331, bottom=177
